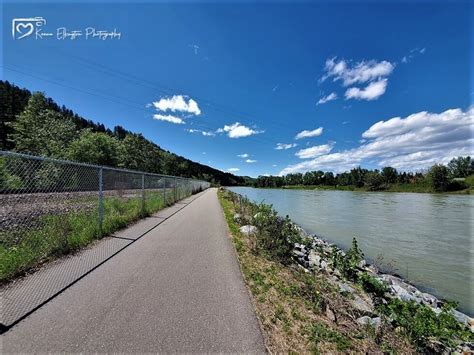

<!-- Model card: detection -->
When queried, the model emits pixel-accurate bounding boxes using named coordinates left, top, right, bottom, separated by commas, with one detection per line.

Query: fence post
left=141, top=174, right=145, bottom=216
left=98, top=168, right=104, bottom=238
left=163, top=177, right=166, bottom=206
left=174, top=177, right=177, bottom=202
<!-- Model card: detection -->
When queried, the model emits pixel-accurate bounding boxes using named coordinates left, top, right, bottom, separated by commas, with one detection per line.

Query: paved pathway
left=2, top=188, right=266, bottom=353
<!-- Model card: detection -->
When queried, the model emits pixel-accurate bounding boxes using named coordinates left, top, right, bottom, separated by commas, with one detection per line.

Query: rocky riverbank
left=232, top=193, right=473, bottom=353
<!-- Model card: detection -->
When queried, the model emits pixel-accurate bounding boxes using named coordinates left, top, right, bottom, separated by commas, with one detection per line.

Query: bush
left=358, top=272, right=388, bottom=298
left=331, top=237, right=364, bottom=280
left=378, top=299, right=474, bottom=351
left=252, top=203, right=302, bottom=263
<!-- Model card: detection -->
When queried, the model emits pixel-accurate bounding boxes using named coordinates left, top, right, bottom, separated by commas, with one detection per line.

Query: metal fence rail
left=0, top=150, right=210, bottom=282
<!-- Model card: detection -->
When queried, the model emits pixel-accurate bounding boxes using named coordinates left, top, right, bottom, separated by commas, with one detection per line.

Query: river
left=228, top=187, right=473, bottom=316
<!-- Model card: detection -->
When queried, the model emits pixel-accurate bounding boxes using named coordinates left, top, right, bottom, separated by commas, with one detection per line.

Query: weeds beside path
left=218, top=189, right=414, bottom=353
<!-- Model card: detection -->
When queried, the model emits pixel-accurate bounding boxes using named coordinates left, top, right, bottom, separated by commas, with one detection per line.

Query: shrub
left=358, top=272, right=388, bottom=298
left=331, top=237, right=364, bottom=280
left=252, top=202, right=302, bottom=263
left=378, top=299, right=474, bottom=351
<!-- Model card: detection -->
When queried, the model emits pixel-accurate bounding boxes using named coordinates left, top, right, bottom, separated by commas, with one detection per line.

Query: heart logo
left=15, top=22, right=34, bottom=39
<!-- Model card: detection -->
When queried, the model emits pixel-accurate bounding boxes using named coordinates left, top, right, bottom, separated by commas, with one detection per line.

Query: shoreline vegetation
left=252, top=161, right=474, bottom=194
left=258, top=178, right=473, bottom=194
left=218, top=188, right=473, bottom=353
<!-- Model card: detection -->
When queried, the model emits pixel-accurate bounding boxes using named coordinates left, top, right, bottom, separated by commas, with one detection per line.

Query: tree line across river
left=253, top=159, right=473, bottom=193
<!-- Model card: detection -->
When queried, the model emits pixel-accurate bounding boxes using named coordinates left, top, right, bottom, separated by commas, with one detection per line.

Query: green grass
left=0, top=191, right=186, bottom=282
left=303, top=322, right=352, bottom=352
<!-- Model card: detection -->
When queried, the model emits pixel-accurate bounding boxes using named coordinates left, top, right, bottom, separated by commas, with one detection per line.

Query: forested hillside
left=0, top=81, right=247, bottom=186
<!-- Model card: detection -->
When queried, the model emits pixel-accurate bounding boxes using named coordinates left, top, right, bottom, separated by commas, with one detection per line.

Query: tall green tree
left=11, top=92, right=76, bottom=158
left=447, top=156, right=472, bottom=178
left=381, top=167, right=398, bottom=184
left=67, top=130, right=121, bottom=166
left=428, top=164, right=450, bottom=192
left=119, top=133, right=162, bottom=172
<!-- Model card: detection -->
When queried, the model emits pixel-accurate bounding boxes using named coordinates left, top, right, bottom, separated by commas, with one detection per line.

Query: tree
left=428, top=164, right=450, bottom=192
left=11, top=92, right=76, bottom=158
left=119, top=133, right=162, bottom=172
left=381, top=167, right=398, bottom=184
left=67, top=130, right=121, bottom=166
left=365, top=171, right=384, bottom=191
left=447, top=156, right=472, bottom=178
left=349, top=167, right=367, bottom=187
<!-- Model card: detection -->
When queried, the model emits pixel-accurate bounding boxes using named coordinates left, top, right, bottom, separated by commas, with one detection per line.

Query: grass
left=0, top=189, right=193, bottom=282
left=218, top=189, right=413, bottom=353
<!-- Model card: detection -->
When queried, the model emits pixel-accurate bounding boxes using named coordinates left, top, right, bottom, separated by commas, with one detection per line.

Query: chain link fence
left=0, top=150, right=210, bottom=282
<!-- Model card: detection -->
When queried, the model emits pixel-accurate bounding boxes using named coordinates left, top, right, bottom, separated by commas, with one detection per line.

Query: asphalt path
left=1, top=188, right=266, bottom=353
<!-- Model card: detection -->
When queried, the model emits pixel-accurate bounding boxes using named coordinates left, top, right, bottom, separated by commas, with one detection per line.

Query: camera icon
left=12, top=17, right=46, bottom=40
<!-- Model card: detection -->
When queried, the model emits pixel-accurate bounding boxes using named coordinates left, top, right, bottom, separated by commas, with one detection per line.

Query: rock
left=239, top=225, right=257, bottom=236
left=356, top=316, right=381, bottom=330
left=308, top=251, right=321, bottom=268
left=358, top=259, right=367, bottom=268
left=233, top=213, right=242, bottom=222
left=325, top=304, right=337, bottom=322
left=419, top=292, right=438, bottom=307
left=451, top=309, right=472, bottom=326
left=391, top=284, right=422, bottom=303
left=338, top=282, right=355, bottom=294
left=293, top=249, right=305, bottom=258
left=320, top=260, right=328, bottom=271
left=351, top=294, right=375, bottom=314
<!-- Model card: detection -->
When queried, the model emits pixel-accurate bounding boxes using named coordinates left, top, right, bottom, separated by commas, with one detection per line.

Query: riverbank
left=218, top=188, right=473, bottom=353
left=264, top=178, right=473, bottom=194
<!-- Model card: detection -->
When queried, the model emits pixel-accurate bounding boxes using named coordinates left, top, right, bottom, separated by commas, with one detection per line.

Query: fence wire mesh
left=0, top=150, right=210, bottom=282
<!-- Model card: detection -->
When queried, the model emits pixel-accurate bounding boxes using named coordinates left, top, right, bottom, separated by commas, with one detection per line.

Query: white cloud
left=317, top=92, right=337, bottom=105
left=189, top=44, right=199, bottom=55
left=295, top=144, right=334, bottom=159
left=280, top=107, right=473, bottom=175
left=275, top=143, right=297, bottom=150
left=227, top=168, right=239, bottom=172
left=152, top=95, right=201, bottom=116
left=186, top=128, right=215, bottom=136
left=295, top=127, right=324, bottom=140
left=401, top=47, right=426, bottom=64
left=345, top=79, right=387, bottom=101
left=322, top=58, right=394, bottom=86
left=217, top=122, right=263, bottom=138
left=245, top=159, right=257, bottom=163
left=153, top=114, right=185, bottom=124
left=272, top=164, right=277, bottom=167
left=238, top=153, right=249, bottom=158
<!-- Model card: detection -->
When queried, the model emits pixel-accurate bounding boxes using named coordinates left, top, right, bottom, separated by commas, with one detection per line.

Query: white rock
left=351, top=295, right=374, bottom=313
left=320, top=260, right=328, bottom=270
left=239, top=225, right=257, bottom=236
left=338, top=282, right=355, bottom=294
left=308, top=251, right=321, bottom=268
left=356, top=316, right=381, bottom=330
left=233, top=213, right=242, bottom=221
left=451, top=309, right=472, bottom=326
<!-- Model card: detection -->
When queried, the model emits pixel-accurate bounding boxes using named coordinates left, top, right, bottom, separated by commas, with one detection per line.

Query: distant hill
left=0, top=80, right=248, bottom=186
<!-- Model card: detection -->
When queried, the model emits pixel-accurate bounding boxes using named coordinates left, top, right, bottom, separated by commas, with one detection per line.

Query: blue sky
left=2, top=0, right=472, bottom=177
